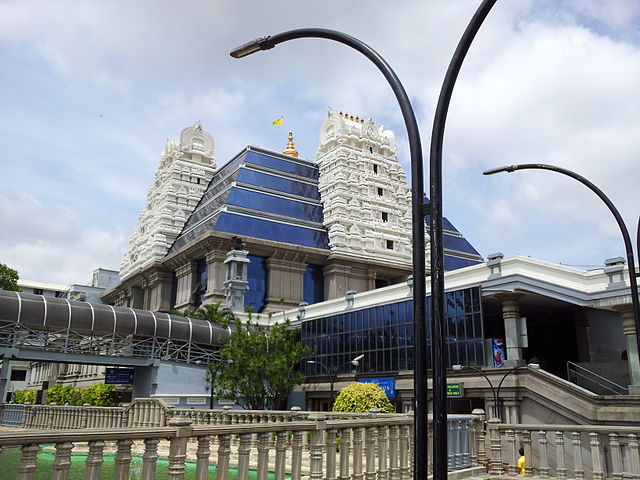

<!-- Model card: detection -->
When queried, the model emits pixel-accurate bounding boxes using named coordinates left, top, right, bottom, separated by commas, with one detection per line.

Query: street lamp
left=307, top=354, right=365, bottom=408
left=452, top=363, right=540, bottom=420
left=483, top=163, right=640, bottom=390
left=431, top=1, right=497, bottom=477
left=230, top=28, right=429, bottom=480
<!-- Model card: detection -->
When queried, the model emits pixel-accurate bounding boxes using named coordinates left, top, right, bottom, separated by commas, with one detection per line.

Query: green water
left=0, top=446, right=276, bottom=480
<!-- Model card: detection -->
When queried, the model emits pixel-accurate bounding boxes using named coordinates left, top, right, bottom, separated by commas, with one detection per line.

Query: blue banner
left=358, top=377, right=396, bottom=398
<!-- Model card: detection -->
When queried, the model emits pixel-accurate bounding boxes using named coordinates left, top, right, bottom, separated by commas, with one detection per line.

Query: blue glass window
left=195, top=259, right=207, bottom=307
left=245, top=255, right=268, bottom=313
left=237, top=169, right=320, bottom=200
left=244, top=151, right=319, bottom=180
left=304, top=264, right=325, bottom=304
left=226, top=189, right=323, bottom=222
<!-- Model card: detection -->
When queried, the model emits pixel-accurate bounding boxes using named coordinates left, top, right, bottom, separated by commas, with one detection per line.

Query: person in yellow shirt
left=517, top=446, right=526, bottom=475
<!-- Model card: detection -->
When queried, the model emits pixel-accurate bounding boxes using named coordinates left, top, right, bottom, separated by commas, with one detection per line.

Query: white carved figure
left=119, top=122, right=217, bottom=279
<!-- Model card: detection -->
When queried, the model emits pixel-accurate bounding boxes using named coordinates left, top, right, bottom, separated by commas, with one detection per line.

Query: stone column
left=174, top=259, right=197, bottom=310
left=0, top=358, right=11, bottom=404
left=323, top=263, right=352, bottom=300
left=145, top=270, right=174, bottom=312
left=498, top=293, right=525, bottom=366
left=614, top=305, right=640, bottom=395
left=205, top=250, right=226, bottom=304
left=264, top=255, right=307, bottom=311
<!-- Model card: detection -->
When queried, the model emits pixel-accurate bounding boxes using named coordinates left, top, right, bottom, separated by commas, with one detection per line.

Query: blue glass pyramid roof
left=169, top=147, right=329, bottom=253
left=169, top=146, right=484, bottom=271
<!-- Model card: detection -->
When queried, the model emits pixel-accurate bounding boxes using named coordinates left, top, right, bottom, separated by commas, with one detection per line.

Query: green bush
left=46, top=384, right=118, bottom=406
left=12, top=389, right=36, bottom=404
left=332, top=382, right=394, bottom=413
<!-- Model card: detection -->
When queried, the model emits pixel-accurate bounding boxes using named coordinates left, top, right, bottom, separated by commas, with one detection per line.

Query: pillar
left=205, top=250, right=226, bottom=304
left=0, top=358, right=11, bottom=403
left=498, top=293, right=525, bottom=367
left=174, top=260, right=197, bottom=310
left=264, top=255, right=307, bottom=311
left=614, top=305, right=640, bottom=395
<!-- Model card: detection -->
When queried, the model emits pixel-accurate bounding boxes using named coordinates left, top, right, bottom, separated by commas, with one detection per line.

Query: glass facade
left=303, top=264, right=324, bottom=304
left=246, top=255, right=268, bottom=312
left=302, top=286, right=483, bottom=377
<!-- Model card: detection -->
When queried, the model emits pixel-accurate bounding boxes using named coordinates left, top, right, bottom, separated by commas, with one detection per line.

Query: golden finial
left=283, top=131, right=299, bottom=158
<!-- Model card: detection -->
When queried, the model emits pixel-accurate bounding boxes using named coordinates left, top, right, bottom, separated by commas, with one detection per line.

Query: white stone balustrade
left=493, top=422, right=640, bottom=479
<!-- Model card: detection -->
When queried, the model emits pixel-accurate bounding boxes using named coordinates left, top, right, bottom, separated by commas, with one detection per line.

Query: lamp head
left=483, top=165, right=518, bottom=176
left=306, top=360, right=316, bottom=365
left=527, top=363, right=540, bottom=369
left=351, top=354, right=365, bottom=364
left=452, top=364, right=463, bottom=371
left=230, top=36, right=274, bottom=58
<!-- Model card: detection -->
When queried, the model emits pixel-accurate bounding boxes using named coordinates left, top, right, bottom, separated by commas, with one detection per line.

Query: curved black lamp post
left=483, top=163, right=640, bottom=382
left=430, top=1, right=497, bottom=477
left=230, top=28, right=429, bottom=480
left=452, top=364, right=539, bottom=419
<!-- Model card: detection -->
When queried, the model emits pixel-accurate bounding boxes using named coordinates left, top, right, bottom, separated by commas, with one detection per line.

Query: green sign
left=447, top=383, right=464, bottom=398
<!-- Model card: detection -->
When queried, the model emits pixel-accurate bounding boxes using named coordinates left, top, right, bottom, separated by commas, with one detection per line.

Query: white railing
left=0, top=414, right=416, bottom=480
left=489, top=419, right=640, bottom=479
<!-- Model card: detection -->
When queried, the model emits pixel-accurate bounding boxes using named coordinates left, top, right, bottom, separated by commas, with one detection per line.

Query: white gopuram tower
left=316, top=108, right=414, bottom=266
left=119, top=122, right=217, bottom=280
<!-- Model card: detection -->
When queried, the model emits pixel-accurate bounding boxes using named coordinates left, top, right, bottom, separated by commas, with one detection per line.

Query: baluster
left=572, top=432, right=584, bottom=480
left=388, top=425, right=400, bottom=480
left=589, top=432, right=604, bottom=480
left=339, top=429, right=352, bottom=480
left=523, top=430, right=533, bottom=476
left=399, top=424, right=410, bottom=480
left=17, top=443, right=39, bottom=480
left=256, top=432, right=270, bottom=480
left=487, top=418, right=502, bottom=475
left=610, top=433, right=623, bottom=480
left=353, top=427, right=364, bottom=480
left=506, top=429, right=516, bottom=474
left=326, top=427, right=338, bottom=480
left=217, top=434, right=232, bottom=480
left=628, top=434, right=640, bottom=480
left=538, top=431, right=550, bottom=477
left=365, top=426, right=377, bottom=480
left=237, top=433, right=253, bottom=480
left=194, top=436, right=211, bottom=480
left=309, top=415, right=327, bottom=480
left=555, top=431, right=567, bottom=479
left=51, top=441, right=74, bottom=480
left=167, top=416, right=192, bottom=480
left=115, top=439, right=133, bottom=480
left=141, top=438, right=160, bottom=480
left=378, top=425, right=389, bottom=480
left=291, top=429, right=304, bottom=480
left=85, top=440, right=105, bottom=480
left=275, top=431, right=288, bottom=480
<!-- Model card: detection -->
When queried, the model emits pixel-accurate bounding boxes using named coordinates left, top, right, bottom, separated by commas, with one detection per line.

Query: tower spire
left=283, top=131, right=299, bottom=157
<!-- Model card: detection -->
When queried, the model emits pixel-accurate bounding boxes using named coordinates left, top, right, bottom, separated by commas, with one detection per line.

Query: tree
left=209, top=313, right=311, bottom=410
left=0, top=263, right=21, bottom=291
left=332, top=382, right=395, bottom=413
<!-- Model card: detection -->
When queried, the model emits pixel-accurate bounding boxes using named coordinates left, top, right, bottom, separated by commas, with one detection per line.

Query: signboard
left=358, top=377, right=396, bottom=398
left=105, top=368, right=135, bottom=385
left=447, top=382, right=464, bottom=398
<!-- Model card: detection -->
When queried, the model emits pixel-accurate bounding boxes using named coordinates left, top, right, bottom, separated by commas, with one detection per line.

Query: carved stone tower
left=223, top=237, right=250, bottom=312
left=119, top=122, right=217, bottom=279
left=316, top=108, right=413, bottom=266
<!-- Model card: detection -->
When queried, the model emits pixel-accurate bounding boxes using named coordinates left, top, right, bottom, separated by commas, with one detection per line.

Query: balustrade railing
left=0, top=414, right=418, bottom=480
left=492, top=420, right=640, bottom=479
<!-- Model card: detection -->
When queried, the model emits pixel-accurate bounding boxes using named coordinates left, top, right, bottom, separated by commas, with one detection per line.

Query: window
left=386, top=240, right=394, bottom=250
left=55, top=291, right=65, bottom=298
left=33, top=289, right=43, bottom=295
left=10, top=370, right=26, bottom=381
left=369, top=146, right=373, bottom=153
left=373, top=164, right=378, bottom=174
left=381, top=212, right=388, bottom=222
left=377, top=187, right=384, bottom=196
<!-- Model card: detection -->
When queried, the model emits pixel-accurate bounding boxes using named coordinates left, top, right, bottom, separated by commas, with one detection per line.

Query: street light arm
left=485, top=162, right=640, bottom=360
left=430, top=2, right=497, bottom=478
left=231, top=27, right=429, bottom=480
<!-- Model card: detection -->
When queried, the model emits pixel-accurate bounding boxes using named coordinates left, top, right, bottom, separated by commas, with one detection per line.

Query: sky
left=1, top=0, right=639, bottom=285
